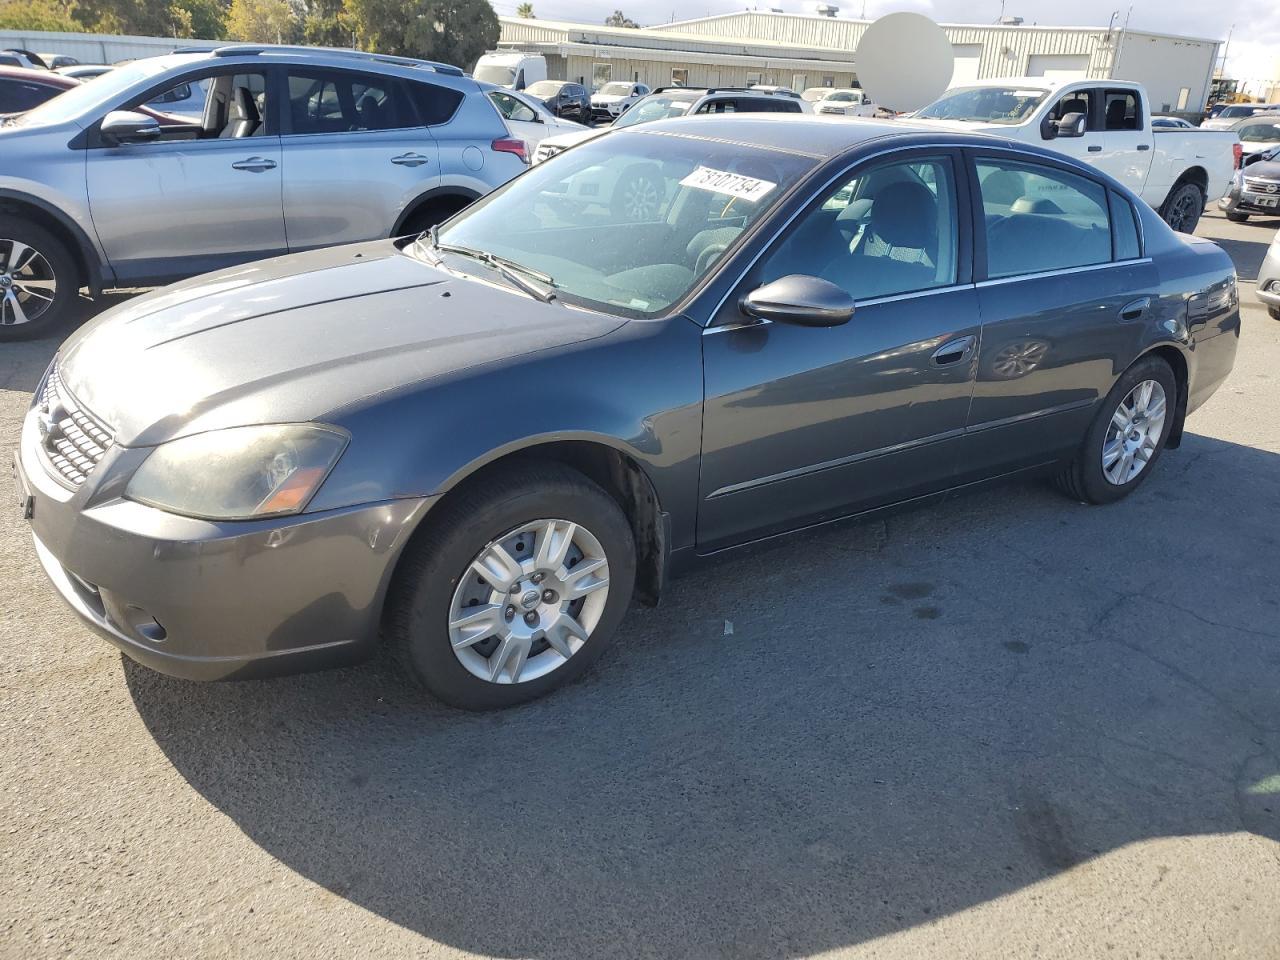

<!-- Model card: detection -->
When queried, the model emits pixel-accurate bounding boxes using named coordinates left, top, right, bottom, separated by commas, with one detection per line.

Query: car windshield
left=526, top=81, right=563, bottom=97
left=612, top=94, right=695, bottom=128
left=474, top=63, right=515, bottom=85
left=430, top=130, right=816, bottom=317
left=1221, top=105, right=1260, bottom=118
left=600, top=82, right=632, bottom=96
left=825, top=91, right=857, bottom=102
left=12, top=55, right=189, bottom=127
left=916, top=86, right=1048, bottom=124
left=1239, top=120, right=1280, bottom=142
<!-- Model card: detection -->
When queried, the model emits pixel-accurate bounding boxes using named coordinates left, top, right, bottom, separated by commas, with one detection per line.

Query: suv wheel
left=0, top=219, right=78, bottom=341
left=388, top=461, right=636, bottom=710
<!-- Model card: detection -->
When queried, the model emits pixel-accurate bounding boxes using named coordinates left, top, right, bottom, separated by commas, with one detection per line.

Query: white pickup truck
left=912, top=78, right=1239, bottom=233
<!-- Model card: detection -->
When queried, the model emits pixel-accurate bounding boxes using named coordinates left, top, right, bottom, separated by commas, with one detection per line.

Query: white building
left=497, top=11, right=1222, bottom=114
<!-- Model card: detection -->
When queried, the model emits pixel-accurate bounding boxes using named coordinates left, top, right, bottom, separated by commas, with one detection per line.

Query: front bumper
left=1218, top=180, right=1280, bottom=215
left=18, top=407, right=431, bottom=681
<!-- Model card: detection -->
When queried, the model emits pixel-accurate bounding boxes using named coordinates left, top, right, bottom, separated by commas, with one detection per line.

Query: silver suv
left=0, top=45, right=528, bottom=339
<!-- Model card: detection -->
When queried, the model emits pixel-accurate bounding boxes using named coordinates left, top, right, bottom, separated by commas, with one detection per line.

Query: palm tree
left=516, top=2, right=534, bottom=17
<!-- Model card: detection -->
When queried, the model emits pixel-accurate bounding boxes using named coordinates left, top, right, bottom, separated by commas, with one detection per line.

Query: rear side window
left=286, top=69, right=439, bottom=133
left=1103, top=90, right=1141, bottom=130
left=0, top=80, right=60, bottom=113
left=976, top=158, right=1111, bottom=278
left=407, top=80, right=464, bottom=125
left=1109, top=191, right=1141, bottom=260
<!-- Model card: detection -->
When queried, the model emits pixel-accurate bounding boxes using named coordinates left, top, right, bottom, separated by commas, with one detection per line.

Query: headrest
left=228, top=86, right=256, bottom=123
left=1106, top=99, right=1128, bottom=127
left=1010, top=196, right=1064, bottom=215
left=870, top=181, right=937, bottom=248
left=1060, top=98, right=1087, bottom=117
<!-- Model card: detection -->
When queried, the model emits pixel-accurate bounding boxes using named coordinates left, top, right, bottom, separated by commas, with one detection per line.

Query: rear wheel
left=388, top=462, right=636, bottom=710
left=0, top=219, right=78, bottom=341
left=1054, top=355, right=1176, bottom=504
left=1226, top=210, right=1251, bottom=223
left=1161, top=181, right=1205, bottom=234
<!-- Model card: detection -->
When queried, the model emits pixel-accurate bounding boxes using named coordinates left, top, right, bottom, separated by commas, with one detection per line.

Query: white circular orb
left=855, top=12, right=955, bottom=113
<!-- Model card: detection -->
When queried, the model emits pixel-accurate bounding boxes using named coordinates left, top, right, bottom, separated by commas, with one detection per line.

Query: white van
left=473, top=52, right=547, bottom=91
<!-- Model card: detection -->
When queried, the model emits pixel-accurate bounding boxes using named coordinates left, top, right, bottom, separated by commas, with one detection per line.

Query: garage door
left=1026, top=54, right=1090, bottom=81
left=950, top=44, right=982, bottom=85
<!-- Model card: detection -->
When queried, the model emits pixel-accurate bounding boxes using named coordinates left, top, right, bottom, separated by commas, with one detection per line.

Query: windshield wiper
left=425, top=233, right=557, bottom=303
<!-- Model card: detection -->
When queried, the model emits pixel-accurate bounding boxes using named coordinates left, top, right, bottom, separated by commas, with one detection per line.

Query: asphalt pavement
left=2, top=210, right=1279, bottom=959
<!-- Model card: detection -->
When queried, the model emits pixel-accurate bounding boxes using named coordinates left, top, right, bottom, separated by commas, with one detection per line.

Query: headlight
left=126, top=424, right=348, bottom=520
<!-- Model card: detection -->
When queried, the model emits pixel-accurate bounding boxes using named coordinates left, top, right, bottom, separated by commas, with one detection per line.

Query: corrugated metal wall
left=0, top=28, right=209, bottom=64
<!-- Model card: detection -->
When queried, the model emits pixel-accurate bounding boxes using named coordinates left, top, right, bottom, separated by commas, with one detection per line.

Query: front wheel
left=1269, top=305, right=1280, bottom=322
left=387, top=462, right=636, bottom=710
left=1054, top=355, right=1177, bottom=504
left=0, top=219, right=79, bottom=341
left=1161, top=181, right=1205, bottom=234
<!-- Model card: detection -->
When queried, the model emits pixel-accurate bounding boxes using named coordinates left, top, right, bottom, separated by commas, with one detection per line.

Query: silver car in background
left=0, top=45, right=527, bottom=338
left=1258, top=228, right=1280, bottom=321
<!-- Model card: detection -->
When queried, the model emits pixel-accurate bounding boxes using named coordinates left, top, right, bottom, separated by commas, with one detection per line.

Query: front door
left=279, top=66, right=444, bottom=250
left=962, top=152, right=1160, bottom=475
left=698, top=152, right=979, bottom=550
left=85, top=68, right=286, bottom=284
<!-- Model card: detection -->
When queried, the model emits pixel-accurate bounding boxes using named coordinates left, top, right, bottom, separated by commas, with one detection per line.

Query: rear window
left=1109, top=191, right=1140, bottom=260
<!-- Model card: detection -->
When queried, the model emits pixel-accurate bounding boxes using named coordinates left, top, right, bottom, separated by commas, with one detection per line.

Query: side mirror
left=1054, top=111, right=1087, bottom=138
left=741, top=275, right=854, bottom=327
left=100, top=110, right=160, bottom=145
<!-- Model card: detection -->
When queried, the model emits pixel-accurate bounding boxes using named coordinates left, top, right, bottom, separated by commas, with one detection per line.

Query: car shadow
left=0, top=293, right=137, bottom=394
left=1212, top=231, right=1277, bottom=282
left=122, top=430, right=1280, bottom=958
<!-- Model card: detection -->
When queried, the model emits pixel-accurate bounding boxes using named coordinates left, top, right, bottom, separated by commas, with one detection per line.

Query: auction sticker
left=679, top=166, right=776, bottom=203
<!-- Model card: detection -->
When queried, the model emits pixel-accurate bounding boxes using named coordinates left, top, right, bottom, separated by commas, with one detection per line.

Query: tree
left=301, top=0, right=350, bottom=46
left=72, top=0, right=227, bottom=37
left=515, top=1, right=532, bottom=17
left=0, top=0, right=80, bottom=31
left=604, top=9, right=638, bottom=27
left=226, top=0, right=295, bottom=42
left=346, top=0, right=499, bottom=70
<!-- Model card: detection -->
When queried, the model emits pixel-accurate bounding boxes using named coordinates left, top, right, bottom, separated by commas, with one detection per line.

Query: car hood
left=1243, top=158, right=1280, bottom=180
left=1242, top=143, right=1280, bottom=159
left=1201, top=118, right=1235, bottom=130
left=591, top=93, right=626, bottom=104
left=58, top=241, right=626, bottom=447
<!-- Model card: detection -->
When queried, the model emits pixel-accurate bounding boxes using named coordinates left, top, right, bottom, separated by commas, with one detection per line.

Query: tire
left=1160, top=181, right=1205, bottom=234
left=1054, top=355, right=1177, bottom=505
left=1269, top=305, right=1280, bottom=322
left=0, top=218, right=79, bottom=341
left=1226, top=210, right=1251, bottom=223
left=387, top=461, right=636, bottom=710
left=400, top=196, right=473, bottom=236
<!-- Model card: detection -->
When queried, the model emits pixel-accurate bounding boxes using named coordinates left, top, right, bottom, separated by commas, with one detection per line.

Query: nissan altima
left=15, top=116, right=1239, bottom=710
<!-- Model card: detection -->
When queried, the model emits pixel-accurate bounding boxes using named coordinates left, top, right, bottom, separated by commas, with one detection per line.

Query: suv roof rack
left=194, top=44, right=464, bottom=76
left=652, top=86, right=779, bottom=96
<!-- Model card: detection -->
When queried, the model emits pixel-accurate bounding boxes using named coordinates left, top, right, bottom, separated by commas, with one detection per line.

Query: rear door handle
left=231, top=156, right=276, bottom=172
left=1137, top=143, right=1150, bottom=151
left=1087, top=145, right=1102, bottom=152
left=391, top=152, right=430, bottom=167
left=932, top=335, right=976, bottom=366
left=1120, top=297, right=1151, bottom=321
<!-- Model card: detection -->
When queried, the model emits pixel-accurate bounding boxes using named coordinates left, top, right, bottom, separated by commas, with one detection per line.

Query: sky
left=485, top=0, right=1280, bottom=86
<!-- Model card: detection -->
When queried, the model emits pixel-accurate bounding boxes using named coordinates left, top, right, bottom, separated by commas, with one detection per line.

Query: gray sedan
left=16, top=116, right=1240, bottom=709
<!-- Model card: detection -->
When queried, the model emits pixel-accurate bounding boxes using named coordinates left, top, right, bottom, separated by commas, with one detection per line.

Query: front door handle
left=932, top=335, right=976, bottom=366
left=391, top=152, right=430, bottom=167
left=1120, top=297, right=1151, bottom=321
left=231, top=156, right=276, bottom=172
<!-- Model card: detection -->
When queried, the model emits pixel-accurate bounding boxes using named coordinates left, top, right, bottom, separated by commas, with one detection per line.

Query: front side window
left=917, top=86, right=1048, bottom=124
left=1047, top=89, right=1093, bottom=126
left=122, top=70, right=267, bottom=139
left=976, top=159, right=1111, bottom=278
left=760, top=157, right=959, bottom=301
left=433, top=131, right=815, bottom=316
left=696, top=99, right=736, bottom=115
left=286, top=69, right=424, bottom=134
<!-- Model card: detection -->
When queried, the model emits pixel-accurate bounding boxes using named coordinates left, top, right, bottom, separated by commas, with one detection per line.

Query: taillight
left=1233, top=141, right=1242, bottom=170
left=492, top=137, right=528, bottom=164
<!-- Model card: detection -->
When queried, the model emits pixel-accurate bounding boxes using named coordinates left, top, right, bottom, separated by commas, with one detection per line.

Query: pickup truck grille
left=36, top=366, right=114, bottom=488
left=1243, top=175, right=1280, bottom=195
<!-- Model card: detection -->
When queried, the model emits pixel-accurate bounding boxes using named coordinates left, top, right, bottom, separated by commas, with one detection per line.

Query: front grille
left=1243, top=176, right=1280, bottom=194
left=36, top=366, right=113, bottom=487
left=534, top=142, right=564, bottom=164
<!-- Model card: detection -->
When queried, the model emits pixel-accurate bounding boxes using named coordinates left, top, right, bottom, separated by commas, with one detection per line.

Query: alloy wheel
left=448, top=518, right=611, bottom=685
left=620, top=175, right=661, bottom=221
left=1101, top=379, right=1167, bottom=485
left=0, top=239, right=57, bottom=327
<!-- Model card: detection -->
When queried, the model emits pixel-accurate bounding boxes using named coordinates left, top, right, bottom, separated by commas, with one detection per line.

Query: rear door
left=1092, top=88, right=1152, bottom=194
left=961, top=150, right=1158, bottom=477
left=278, top=66, right=451, bottom=249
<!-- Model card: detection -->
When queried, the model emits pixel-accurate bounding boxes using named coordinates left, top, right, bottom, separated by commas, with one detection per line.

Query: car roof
left=0, top=65, right=76, bottom=86
left=629, top=113, right=1028, bottom=159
